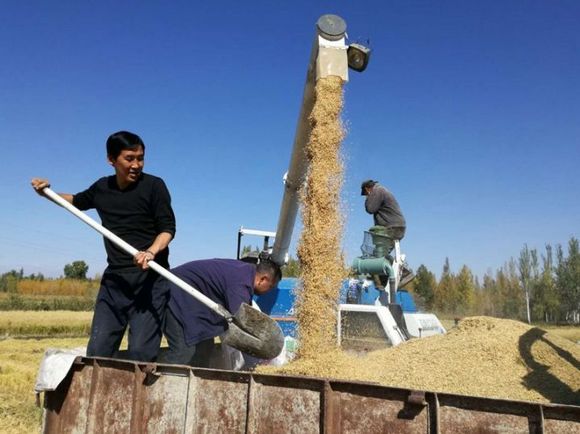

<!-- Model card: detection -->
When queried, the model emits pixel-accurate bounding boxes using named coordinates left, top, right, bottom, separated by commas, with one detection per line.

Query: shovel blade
left=221, top=303, right=284, bottom=359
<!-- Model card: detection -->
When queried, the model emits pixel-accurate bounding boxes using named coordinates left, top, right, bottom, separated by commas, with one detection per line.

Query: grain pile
left=267, top=316, right=580, bottom=405
left=295, top=76, right=347, bottom=358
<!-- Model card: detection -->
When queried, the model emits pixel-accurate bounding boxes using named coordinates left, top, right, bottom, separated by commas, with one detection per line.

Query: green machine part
left=351, top=257, right=394, bottom=277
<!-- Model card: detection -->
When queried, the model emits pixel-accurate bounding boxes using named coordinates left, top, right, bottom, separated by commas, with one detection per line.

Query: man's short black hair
left=106, top=131, right=145, bottom=159
left=256, top=259, right=282, bottom=283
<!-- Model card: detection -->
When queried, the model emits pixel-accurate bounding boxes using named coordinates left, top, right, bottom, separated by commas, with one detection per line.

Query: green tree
left=479, top=271, right=498, bottom=316
left=555, top=237, right=580, bottom=323
left=64, top=261, right=89, bottom=280
left=413, top=264, right=436, bottom=310
left=283, top=256, right=301, bottom=278
left=0, top=270, right=22, bottom=292
left=518, top=244, right=537, bottom=323
left=455, top=265, right=475, bottom=314
left=532, top=244, right=559, bottom=322
left=434, top=257, right=458, bottom=314
left=498, top=259, right=524, bottom=319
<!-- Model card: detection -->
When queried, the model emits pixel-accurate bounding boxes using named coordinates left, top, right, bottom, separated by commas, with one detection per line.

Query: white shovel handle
left=42, top=187, right=231, bottom=320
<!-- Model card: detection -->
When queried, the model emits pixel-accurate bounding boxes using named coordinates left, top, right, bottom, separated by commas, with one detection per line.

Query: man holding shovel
left=31, top=130, right=176, bottom=362
left=161, top=258, right=281, bottom=366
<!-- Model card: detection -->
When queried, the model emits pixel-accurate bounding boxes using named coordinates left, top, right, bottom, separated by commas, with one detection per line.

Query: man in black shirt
left=32, top=131, right=176, bottom=361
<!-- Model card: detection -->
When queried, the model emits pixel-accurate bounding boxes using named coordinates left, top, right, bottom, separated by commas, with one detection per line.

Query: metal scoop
left=42, top=187, right=285, bottom=360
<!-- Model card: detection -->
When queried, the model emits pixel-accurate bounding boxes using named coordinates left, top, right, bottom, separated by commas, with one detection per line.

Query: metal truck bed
left=42, top=357, right=580, bottom=433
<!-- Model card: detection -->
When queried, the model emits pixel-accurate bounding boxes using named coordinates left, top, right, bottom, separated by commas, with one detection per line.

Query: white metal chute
left=270, top=15, right=349, bottom=266
left=337, top=304, right=405, bottom=350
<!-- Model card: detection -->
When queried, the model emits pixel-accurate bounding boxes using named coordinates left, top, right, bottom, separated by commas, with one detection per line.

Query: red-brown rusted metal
left=42, top=357, right=580, bottom=433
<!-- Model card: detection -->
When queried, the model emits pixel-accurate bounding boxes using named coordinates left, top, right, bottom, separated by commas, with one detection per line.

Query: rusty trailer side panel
left=42, top=358, right=580, bottom=434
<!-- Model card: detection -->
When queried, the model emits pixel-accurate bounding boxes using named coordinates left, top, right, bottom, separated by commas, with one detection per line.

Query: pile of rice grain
left=295, top=76, right=347, bottom=359
left=266, top=316, right=580, bottom=405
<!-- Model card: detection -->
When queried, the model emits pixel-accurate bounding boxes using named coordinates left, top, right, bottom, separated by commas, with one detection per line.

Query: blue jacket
left=167, top=259, right=255, bottom=345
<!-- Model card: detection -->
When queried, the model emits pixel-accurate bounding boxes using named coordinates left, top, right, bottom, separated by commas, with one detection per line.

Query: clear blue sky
left=1, top=1, right=578, bottom=279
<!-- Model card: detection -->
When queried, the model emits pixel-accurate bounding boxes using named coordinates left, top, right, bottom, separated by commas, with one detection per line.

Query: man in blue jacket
left=162, top=258, right=282, bottom=366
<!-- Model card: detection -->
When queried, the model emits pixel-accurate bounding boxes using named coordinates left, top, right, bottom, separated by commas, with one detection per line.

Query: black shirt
left=73, top=173, right=176, bottom=270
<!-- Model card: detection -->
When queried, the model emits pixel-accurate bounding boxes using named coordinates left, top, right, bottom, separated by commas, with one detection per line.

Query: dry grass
left=0, top=337, right=88, bottom=434
left=0, top=311, right=93, bottom=337
left=17, top=279, right=97, bottom=296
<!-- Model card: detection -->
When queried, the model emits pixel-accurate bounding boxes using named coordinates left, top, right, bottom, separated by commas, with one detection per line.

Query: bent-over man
left=162, top=258, right=281, bottom=366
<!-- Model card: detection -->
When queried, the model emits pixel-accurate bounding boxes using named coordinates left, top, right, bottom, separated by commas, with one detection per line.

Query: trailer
left=41, top=357, right=580, bottom=433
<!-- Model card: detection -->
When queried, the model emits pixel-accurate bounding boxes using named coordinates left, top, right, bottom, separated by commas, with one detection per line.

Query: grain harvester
left=238, top=15, right=444, bottom=353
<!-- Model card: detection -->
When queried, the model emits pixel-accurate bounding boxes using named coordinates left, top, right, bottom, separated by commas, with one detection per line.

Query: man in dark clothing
left=32, top=131, right=176, bottom=362
left=162, top=258, right=282, bottom=366
left=361, top=179, right=413, bottom=287
left=361, top=180, right=406, bottom=250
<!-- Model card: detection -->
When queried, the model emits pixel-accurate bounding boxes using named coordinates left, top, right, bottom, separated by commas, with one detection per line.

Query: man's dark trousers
left=87, top=268, right=169, bottom=362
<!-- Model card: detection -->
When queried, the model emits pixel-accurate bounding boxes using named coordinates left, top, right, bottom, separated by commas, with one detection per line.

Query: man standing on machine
left=361, top=179, right=414, bottom=287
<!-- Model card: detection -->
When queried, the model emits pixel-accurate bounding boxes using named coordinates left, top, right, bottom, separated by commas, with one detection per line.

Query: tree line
left=3, top=238, right=578, bottom=324
left=412, top=236, right=579, bottom=324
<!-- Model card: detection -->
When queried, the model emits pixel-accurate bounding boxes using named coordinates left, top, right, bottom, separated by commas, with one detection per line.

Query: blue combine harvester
left=237, top=14, right=444, bottom=352
left=253, top=273, right=445, bottom=352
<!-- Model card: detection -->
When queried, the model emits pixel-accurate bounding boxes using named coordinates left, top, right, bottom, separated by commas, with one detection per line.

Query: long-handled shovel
left=41, top=187, right=284, bottom=359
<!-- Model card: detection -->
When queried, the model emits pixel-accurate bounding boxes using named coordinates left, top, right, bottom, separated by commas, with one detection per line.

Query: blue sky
left=1, top=1, right=578, bottom=279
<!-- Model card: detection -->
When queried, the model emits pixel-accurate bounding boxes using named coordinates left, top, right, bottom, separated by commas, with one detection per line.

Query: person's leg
left=87, top=273, right=129, bottom=358
left=191, top=339, right=216, bottom=368
left=369, top=225, right=395, bottom=257
left=386, top=226, right=415, bottom=288
left=127, top=273, right=169, bottom=362
left=160, top=307, right=197, bottom=365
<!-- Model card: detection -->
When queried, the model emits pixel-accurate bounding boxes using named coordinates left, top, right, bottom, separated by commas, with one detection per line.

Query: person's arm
left=134, top=231, right=173, bottom=270
left=135, top=178, right=176, bottom=270
left=31, top=178, right=73, bottom=204
left=223, top=283, right=253, bottom=315
left=365, top=188, right=382, bottom=214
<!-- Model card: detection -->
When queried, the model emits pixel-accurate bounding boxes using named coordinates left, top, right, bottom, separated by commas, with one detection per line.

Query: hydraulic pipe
left=269, top=15, right=349, bottom=266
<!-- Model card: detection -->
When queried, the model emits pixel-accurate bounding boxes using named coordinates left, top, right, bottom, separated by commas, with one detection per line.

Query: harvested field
left=263, top=316, right=580, bottom=405
left=295, top=75, right=347, bottom=359
left=0, top=337, right=87, bottom=434
left=0, top=310, right=92, bottom=337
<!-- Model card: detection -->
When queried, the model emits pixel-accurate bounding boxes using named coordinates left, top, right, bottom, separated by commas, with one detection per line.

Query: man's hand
left=31, top=178, right=50, bottom=197
left=134, top=250, right=155, bottom=270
